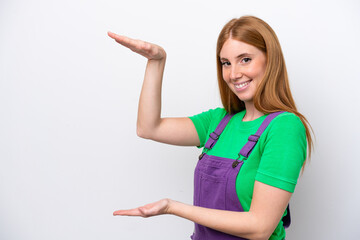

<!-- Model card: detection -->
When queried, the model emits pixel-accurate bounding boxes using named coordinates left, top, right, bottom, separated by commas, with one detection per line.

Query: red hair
left=216, top=16, right=313, bottom=164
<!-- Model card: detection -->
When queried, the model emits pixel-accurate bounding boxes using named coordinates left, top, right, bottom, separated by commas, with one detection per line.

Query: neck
left=243, top=102, right=264, bottom=121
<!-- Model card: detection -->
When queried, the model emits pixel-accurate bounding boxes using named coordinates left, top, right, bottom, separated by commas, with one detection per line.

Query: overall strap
left=204, top=114, right=234, bottom=150
left=239, top=111, right=285, bottom=158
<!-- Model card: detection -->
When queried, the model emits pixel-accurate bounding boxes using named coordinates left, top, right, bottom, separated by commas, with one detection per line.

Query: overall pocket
left=194, top=155, right=230, bottom=210
left=199, top=170, right=227, bottom=210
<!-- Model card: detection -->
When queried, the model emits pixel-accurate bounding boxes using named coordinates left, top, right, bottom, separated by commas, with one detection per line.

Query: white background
left=1, top=0, right=359, bottom=239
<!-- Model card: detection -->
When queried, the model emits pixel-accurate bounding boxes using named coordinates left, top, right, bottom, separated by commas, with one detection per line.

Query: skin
left=108, top=31, right=292, bottom=240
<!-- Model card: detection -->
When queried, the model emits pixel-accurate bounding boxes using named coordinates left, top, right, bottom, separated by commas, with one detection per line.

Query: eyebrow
left=220, top=53, right=253, bottom=61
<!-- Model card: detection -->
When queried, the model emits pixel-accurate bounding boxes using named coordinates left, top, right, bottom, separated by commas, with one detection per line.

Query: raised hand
left=113, top=198, right=171, bottom=218
left=107, top=30, right=199, bottom=148
left=108, top=31, right=166, bottom=60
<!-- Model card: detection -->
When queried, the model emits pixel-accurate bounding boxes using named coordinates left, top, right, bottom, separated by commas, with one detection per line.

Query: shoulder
left=202, top=107, right=227, bottom=118
left=267, top=112, right=305, bottom=133
left=189, top=107, right=227, bottom=124
left=261, top=112, right=307, bottom=154
left=256, top=112, right=307, bottom=192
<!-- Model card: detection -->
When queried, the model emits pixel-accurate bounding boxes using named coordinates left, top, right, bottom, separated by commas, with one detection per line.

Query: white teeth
left=235, top=81, right=251, bottom=88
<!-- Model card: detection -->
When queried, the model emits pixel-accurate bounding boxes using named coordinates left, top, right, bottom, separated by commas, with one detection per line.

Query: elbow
left=136, top=124, right=154, bottom=140
left=248, top=220, right=274, bottom=240
left=234, top=214, right=274, bottom=240
left=248, top=230, right=273, bottom=240
left=238, top=229, right=272, bottom=240
left=136, top=126, right=150, bottom=139
left=137, top=119, right=162, bottom=140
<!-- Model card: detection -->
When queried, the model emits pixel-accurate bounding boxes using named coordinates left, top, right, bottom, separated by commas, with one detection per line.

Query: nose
left=229, top=65, right=243, bottom=81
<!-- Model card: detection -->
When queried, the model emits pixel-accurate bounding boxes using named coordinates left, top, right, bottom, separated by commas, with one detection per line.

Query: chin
left=235, top=94, right=254, bottom=103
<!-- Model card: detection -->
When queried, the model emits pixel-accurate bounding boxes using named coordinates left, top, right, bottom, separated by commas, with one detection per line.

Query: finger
left=116, top=39, right=153, bottom=58
left=115, top=34, right=149, bottom=51
left=114, top=38, right=135, bottom=49
left=112, top=36, right=142, bottom=53
left=113, top=208, right=142, bottom=216
left=107, top=31, right=132, bottom=46
left=107, top=31, right=128, bottom=41
left=125, top=38, right=150, bottom=52
left=107, top=31, right=116, bottom=39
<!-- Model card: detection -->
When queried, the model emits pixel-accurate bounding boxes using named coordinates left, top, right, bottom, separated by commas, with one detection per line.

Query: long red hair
left=216, top=16, right=313, bottom=164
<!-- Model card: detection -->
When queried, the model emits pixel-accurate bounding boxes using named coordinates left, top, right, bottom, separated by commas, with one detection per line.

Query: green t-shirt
left=189, top=108, right=307, bottom=240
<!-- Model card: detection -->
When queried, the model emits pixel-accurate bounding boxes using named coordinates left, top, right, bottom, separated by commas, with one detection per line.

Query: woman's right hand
left=107, top=31, right=166, bottom=61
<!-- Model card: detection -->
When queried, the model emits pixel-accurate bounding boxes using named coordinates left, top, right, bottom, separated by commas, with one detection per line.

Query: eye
left=221, top=61, right=231, bottom=66
left=241, top=57, right=251, bottom=63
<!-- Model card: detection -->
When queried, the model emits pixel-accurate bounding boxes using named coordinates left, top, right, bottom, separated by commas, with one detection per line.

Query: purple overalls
left=191, top=112, right=290, bottom=240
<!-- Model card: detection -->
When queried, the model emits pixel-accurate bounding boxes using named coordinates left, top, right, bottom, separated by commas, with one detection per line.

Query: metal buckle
left=233, top=154, right=247, bottom=168
left=232, top=160, right=239, bottom=168
left=209, top=132, right=220, bottom=140
left=198, top=148, right=209, bottom=160
left=248, top=134, right=260, bottom=142
left=236, top=153, right=247, bottom=161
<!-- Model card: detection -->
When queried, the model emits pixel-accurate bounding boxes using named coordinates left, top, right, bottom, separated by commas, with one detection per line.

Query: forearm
left=137, top=57, right=166, bottom=138
left=168, top=200, right=269, bottom=240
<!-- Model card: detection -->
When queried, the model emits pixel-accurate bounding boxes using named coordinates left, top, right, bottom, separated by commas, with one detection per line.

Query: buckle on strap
left=248, top=134, right=260, bottom=142
left=198, top=148, right=209, bottom=160
left=209, top=132, right=220, bottom=140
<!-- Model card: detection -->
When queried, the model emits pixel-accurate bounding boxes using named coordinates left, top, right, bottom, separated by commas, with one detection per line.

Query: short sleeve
left=189, top=108, right=226, bottom=148
left=255, top=113, right=307, bottom=193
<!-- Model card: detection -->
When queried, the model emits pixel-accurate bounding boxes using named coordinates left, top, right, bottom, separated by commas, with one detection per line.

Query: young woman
left=108, top=16, right=312, bottom=240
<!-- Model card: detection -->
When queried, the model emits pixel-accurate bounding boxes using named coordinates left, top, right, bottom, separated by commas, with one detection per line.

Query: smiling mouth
left=235, top=80, right=252, bottom=89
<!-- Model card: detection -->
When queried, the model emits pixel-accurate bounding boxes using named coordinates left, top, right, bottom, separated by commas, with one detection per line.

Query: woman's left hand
left=113, top=198, right=171, bottom=217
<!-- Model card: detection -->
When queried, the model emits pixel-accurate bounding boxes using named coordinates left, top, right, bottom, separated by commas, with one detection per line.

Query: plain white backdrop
left=1, top=0, right=359, bottom=239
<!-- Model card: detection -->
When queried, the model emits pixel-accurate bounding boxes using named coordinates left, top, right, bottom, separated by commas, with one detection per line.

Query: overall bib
left=191, top=112, right=290, bottom=240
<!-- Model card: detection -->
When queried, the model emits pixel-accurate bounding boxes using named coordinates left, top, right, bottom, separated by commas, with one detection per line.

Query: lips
left=234, top=79, right=252, bottom=89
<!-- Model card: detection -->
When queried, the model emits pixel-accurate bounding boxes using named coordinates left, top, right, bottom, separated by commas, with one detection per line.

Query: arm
left=114, top=181, right=291, bottom=240
left=108, top=32, right=199, bottom=146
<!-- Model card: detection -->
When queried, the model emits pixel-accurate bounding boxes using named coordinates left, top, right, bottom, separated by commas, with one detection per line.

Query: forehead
left=219, top=38, right=263, bottom=58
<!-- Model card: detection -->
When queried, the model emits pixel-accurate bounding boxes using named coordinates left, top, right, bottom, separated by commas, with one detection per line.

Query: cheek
left=247, top=64, right=265, bottom=79
left=222, top=69, right=230, bottom=82
left=255, top=61, right=267, bottom=77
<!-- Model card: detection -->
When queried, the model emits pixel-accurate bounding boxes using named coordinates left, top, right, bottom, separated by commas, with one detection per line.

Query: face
left=219, top=38, right=267, bottom=104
